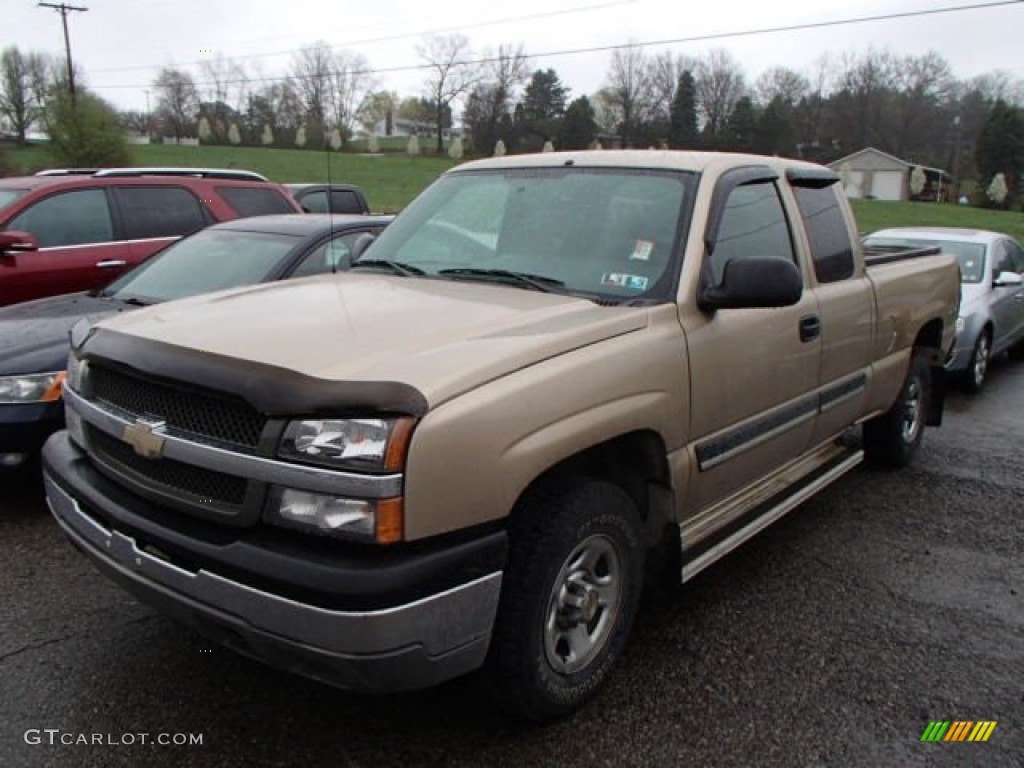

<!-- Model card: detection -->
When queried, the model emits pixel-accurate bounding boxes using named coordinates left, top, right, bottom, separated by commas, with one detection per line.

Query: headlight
left=278, top=417, right=415, bottom=471
left=955, top=317, right=965, bottom=334
left=0, top=371, right=66, bottom=404
left=264, top=488, right=403, bottom=543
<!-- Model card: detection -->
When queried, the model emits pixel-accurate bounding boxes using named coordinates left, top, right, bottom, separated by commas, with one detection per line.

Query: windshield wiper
left=114, top=295, right=153, bottom=307
left=438, top=268, right=565, bottom=293
left=350, top=259, right=425, bottom=277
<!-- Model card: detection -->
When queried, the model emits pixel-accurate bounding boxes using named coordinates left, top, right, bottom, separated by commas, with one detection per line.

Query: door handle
left=95, top=260, right=127, bottom=268
left=799, top=314, right=821, bottom=342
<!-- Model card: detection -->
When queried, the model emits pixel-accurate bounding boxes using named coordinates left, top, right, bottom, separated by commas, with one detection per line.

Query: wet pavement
left=1, top=356, right=1021, bottom=767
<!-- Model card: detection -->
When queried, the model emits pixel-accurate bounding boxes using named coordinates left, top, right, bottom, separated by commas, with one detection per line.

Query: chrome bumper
left=44, top=472, right=502, bottom=692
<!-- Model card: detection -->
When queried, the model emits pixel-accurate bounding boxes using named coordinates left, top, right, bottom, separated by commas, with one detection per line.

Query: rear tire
left=484, top=478, right=645, bottom=723
left=864, top=350, right=931, bottom=468
left=963, top=331, right=991, bottom=393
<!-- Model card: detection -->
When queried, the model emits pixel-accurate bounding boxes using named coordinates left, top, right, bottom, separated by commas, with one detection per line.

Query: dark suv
left=0, top=168, right=302, bottom=306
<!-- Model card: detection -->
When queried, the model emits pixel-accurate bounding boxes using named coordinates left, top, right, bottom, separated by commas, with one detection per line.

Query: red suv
left=0, top=168, right=302, bottom=306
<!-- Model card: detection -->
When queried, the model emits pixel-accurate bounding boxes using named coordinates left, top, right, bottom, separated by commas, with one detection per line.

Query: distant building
left=828, top=147, right=952, bottom=202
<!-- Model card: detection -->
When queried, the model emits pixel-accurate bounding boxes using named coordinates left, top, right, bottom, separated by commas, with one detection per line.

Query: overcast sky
left=12, top=0, right=1024, bottom=113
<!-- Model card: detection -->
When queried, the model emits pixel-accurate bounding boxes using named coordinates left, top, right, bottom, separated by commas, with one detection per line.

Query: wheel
left=484, top=478, right=645, bottom=722
left=864, top=350, right=931, bottom=468
left=963, top=331, right=991, bottom=393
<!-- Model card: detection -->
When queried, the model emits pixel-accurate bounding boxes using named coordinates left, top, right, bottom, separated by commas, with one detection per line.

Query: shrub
left=43, top=89, right=132, bottom=166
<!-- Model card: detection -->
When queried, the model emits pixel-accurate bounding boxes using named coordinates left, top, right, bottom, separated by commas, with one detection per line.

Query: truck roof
left=453, top=149, right=831, bottom=176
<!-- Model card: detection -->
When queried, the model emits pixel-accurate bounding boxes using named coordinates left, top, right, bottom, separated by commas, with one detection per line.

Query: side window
left=8, top=189, right=113, bottom=248
left=298, top=190, right=328, bottom=213
left=992, top=241, right=1015, bottom=277
left=1008, top=240, right=1024, bottom=272
left=709, top=181, right=795, bottom=285
left=290, top=232, right=364, bottom=278
left=329, top=189, right=365, bottom=213
left=216, top=187, right=295, bottom=217
left=793, top=185, right=855, bottom=283
left=113, top=186, right=207, bottom=239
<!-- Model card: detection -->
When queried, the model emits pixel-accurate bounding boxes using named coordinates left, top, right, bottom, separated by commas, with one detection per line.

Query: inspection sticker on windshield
left=630, top=240, right=654, bottom=261
left=602, top=272, right=649, bottom=291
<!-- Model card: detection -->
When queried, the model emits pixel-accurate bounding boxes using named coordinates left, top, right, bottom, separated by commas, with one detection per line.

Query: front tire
left=485, top=478, right=645, bottom=722
left=864, top=350, right=931, bottom=468
left=963, top=331, right=991, bottom=393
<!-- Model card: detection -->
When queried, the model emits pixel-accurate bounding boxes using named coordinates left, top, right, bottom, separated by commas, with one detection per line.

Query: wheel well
left=512, top=430, right=677, bottom=547
left=913, top=318, right=944, bottom=352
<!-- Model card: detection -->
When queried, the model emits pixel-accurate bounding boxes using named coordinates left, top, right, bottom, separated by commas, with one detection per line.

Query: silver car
left=863, top=227, right=1024, bottom=391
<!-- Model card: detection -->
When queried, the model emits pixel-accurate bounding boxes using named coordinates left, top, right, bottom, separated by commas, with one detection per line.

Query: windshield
left=365, top=168, right=694, bottom=301
left=103, top=229, right=301, bottom=303
left=863, top=236, right=986, bottom=283
left=0, top=188, right=29, bottom=213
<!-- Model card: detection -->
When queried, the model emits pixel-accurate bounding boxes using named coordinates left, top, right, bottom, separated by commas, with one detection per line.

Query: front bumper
left=42, top=431, right=506, bottom=693
left=0, top=401, right=63, bottom=455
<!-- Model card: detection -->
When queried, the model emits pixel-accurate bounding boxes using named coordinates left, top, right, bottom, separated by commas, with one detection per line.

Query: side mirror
left=993, top=271, right=1023, bottom=287
left=699, top=257, right=803, bottom=311
left=0, top=230, right=39, bottom=257
left=350, top=232, right=377, bottom=262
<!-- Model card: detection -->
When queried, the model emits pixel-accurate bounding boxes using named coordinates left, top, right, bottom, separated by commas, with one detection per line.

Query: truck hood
left=0, top=292, right=129, bottom=376
left=93, top=275, right=649, bottom=408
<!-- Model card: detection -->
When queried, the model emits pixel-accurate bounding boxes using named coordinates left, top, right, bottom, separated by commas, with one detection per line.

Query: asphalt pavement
left=1, top=356, right=1021, bottom=768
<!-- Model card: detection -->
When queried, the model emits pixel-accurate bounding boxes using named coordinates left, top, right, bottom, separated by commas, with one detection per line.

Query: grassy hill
left=6, top=143, right=1023, bottom=238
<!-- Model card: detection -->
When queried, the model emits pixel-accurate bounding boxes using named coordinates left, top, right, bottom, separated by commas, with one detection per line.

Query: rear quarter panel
left=863, top=252, right=959, bottom=415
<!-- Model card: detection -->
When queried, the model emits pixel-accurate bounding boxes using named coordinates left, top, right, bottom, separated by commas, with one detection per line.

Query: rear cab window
left=216, top=186, right=295, bottom=217
left=792, top=185, right=856, bottom=283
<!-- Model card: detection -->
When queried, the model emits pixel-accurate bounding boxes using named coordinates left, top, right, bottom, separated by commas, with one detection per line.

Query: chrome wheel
left=901, top=377, right=923, bottom=445
left=971, top=334, right=990, bottom=389
left=544, top=533, right=623, bottom=674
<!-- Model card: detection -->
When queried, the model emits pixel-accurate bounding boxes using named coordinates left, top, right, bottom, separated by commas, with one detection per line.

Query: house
left=827, top=147, right=952, bottom=202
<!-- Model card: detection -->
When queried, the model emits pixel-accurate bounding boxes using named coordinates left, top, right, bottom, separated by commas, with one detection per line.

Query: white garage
left=828, top=147, right=951, bottom=202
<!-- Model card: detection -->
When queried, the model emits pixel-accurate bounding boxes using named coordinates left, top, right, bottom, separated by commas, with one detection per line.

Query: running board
left=681, top=449, right=864, bottom=582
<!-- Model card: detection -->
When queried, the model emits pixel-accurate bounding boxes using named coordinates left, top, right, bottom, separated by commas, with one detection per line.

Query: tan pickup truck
left=43, top=151, right=959, bottom=721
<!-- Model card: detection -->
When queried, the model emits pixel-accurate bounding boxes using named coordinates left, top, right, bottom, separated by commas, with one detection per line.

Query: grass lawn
left=6, top=143, right=1023, bottom=236
left=850, top=198, right=1024, bottom=242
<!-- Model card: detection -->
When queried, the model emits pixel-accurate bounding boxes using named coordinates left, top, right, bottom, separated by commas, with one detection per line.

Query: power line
left=38, top=2, right=89, bottom=103
left=90, top=0, right=1023, bottom=90
left=85, top=0, right=638, bottom=75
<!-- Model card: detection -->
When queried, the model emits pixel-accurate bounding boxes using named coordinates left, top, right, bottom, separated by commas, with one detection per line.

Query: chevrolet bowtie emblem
left=122, top=418, right=167, bottom=459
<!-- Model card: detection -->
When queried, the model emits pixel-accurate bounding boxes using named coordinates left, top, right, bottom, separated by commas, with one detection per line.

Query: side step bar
left=681, top=449, right=864, bottom=582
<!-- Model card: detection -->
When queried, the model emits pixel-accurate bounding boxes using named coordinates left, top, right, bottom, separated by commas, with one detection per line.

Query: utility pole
left=38, top=3, right=88, bottom=105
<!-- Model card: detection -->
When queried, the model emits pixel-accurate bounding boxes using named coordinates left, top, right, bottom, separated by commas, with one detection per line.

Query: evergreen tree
left=753, top=96, right=794, bottom=156
left=975, top=99, right=1024, bottom=207
left=724, top=96, right=757, bottom=152
left=559, top=96, right=597, bottom=150
left=668, top=70, right=699, bottom=149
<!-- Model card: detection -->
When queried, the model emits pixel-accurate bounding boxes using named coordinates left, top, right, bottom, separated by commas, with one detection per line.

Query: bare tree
left=601, top=43, right=653, bottom=146
left=890, top=51, right=955, bottom=158
left=152, top=67, right=199, bottom=139
left=465, top=43, right=528, bottom=153
left=327, top=50, right=373, bottom=145
left=418, top=34, right=481, bottom=154
left=0, top=47, right=51, bottom=144
left=198, top=53, right=247, bottom=140
left=695, top=49, right=746, bottom=139
left=754, top=66, right=810, bottom=109
left=648, top=51, right=697, bottom=125
left=291, top=42, right=334, bottom=147
left=830, top=48, right=901, bottom=151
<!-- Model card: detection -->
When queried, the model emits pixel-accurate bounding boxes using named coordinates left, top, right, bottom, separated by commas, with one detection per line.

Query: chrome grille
left=90, top=364, right=266, bottom=450
left=90, top=427, right=247, bottom=508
